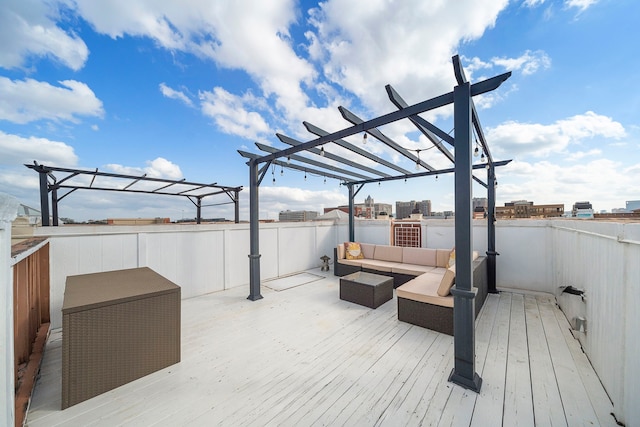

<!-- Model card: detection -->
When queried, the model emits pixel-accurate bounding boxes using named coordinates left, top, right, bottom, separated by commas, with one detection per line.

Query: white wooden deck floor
left=26, top=269, right=617, bottom=426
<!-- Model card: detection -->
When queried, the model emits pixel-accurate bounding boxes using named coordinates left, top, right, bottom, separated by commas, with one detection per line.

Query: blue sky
left=1, top=0, right=638, bottom=221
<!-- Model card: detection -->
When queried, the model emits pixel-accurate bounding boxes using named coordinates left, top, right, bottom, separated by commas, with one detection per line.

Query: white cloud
left=565, top=0, right=599, bottom=13
left=0, top=0, right=89, bottom=70
left=0, top=130, right=78, bottom=166
left=0, top=77, right=104, bottom=124
left=105, top=157, right=184, bottom=180
left=496, top=157, right=640, bottom=212
left=199, top=87, right=271, bottom=140
left=491, top=50, right=551, bottom=75
left=565, top=148, right=602, bottom=161
left=159, top=83, right=193, bottom=107
left=488, top=111, right=626, bottom=158
left=523, top=0, right=546, bottom=7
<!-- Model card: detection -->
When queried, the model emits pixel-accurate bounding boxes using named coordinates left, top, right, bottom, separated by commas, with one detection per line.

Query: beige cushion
left=437, top=266, right=456, bottom=297
left=337, top=244, right=345, bottom=259
left=373, top=245, right=403, bottom=263
left=345, top=242, right=364, bottom=260
left=436, top=249, right=452, bottom=268
left=360, top=243, right=376, bottom=259
left=397, top=274, right=454, bottom=308
left=473, top=250, right=479, bottom=261
left=358, top=259, right=398, bottom=272
left=391, top=264, right=437, bottom=276
left=337, top=258, right=365, bottom=267
left=402, top=247, right=436, bottom=266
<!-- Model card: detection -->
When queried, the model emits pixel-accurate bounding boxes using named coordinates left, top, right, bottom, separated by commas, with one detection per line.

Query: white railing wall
left=551, top=220, right=640, bottom=425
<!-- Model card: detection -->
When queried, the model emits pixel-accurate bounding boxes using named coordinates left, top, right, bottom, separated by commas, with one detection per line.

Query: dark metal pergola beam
left=254, top=142, right=370, bottom=180
left=338, top=106, right=436, bottom=171
left=277, top=133, right=391, bottom=178
left=304, top=121, right=413, bottom=175
left=238, top=150, right=354, bottom=182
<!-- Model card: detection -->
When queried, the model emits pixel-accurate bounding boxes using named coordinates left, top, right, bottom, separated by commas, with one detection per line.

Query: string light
left=320, top=146, right=325, bottom=157
left=474, top=145, right=479, bottom=157
left=287, top=156, right=291, bottom=165
left=304, top=170, right=307, bottom=181
left=324, top=176, right=326, bottom=184
left=415, top=149, right=421, bottom=171
left=280, top=165, right=283, bottom=176
left=362, top=133, right=368, bottom=144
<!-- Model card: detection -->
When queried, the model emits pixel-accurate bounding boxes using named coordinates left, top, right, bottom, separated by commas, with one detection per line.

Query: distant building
left=326, top=195, right=392, bottom=219
left=396, top=200, right=431, bottom=219
left=472, top=198, right=488, bottom=219
left=626, top=200, right=640, bottom=212
left=572, top=201, right=594, bottom=218
left=278, top=210, right=318, bottom=222
left=496, top=201, right=564, bottom=219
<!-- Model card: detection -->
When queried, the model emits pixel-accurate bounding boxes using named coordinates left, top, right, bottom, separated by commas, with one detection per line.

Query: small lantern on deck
left=320, top=255, right=331, bottom=271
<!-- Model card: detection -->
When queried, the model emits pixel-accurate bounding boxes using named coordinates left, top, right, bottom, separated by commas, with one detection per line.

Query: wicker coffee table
left=340, top=271, right=393, bottom=308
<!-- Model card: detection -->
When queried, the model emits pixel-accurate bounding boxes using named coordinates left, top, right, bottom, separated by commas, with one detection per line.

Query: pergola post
left=487, top=166, right=498, bottom=293
left=234, top=189, right=240, bottom=224
left=348, top=184, right=355, bottom=242
left=51, top=187, right=59, bottom=226
left=448, top=81, right=482, bottom=392
left=248, top=159, right=263, bottom=301
left=196, top=198, right=202, bottom=224
left=36, top=166, right=50, bottom=226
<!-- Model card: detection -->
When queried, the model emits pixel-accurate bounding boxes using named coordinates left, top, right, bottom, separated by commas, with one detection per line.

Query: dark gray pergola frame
left=240, top=55, right=511, bottom=392
left=25, top=163, right=243, bottom=226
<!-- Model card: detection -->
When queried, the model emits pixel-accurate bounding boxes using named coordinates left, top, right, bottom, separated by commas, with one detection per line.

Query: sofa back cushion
left=373, top=245, right=403, bottom=263
left=402, top=247, right=436, bottom=266
left=360, top=243, right=376, bottom=259
left=436, top=249, right=452, bottom=268
left=337, top=244, right=345, bottom=259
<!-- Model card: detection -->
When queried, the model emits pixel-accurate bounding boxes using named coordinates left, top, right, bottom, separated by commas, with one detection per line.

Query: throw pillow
left=448, top=247, right=456, bottom=268
left=437, top=266, right=456, bottom=297
left=345, top=242, right=365, bottom=260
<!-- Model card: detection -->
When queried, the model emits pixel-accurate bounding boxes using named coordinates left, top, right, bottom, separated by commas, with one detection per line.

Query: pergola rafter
left=26, top=163, right=243, bottom=225
left=239, top=55, right=512, bottom=393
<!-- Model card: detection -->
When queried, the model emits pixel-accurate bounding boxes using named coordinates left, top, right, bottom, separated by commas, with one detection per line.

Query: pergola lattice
left=239, top=55, right=512, bottom=392
left=26, top=163, right=243, bottom=225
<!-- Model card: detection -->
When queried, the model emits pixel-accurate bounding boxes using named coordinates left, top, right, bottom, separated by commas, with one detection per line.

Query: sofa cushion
left=437, top=266, right=456, bottom=297
left=345, top=242, right=365, bottom=260
left=397, top=274, right=454, bottom=308
left=358, top=259, right=398, bottom=272
left=337, top=258, right=365, bottom=267
left=337, top=244, right=345, bottom=260
left=374, top=245, right=403, bottom=263
left=402, top=247, right=436, bottom=266
left=436, top=249, right=452, bottom=268
left=391, top=264, right=437, bottom=276
left=360, top=243, right=376, bottom=259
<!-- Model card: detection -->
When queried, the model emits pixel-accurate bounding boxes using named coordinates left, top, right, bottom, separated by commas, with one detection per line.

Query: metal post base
left=448, top=370, right=482, bottom=393
left=247, top=294, right=263, bottom=301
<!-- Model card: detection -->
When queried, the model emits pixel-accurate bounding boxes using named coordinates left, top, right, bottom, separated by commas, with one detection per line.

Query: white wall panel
left=278, top=225, right=316, bottom=276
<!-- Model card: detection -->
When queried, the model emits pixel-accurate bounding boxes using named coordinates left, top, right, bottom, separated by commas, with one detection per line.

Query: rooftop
left=26, top=269, right=616, bottom=426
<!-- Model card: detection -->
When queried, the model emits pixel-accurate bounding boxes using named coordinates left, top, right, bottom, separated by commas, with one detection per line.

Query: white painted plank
left=524, top=294, right=567, bottom=426
left=538, top=296, right=600, bottom=426
left=551, top=300, right=618, bottom=427
left=502, top=293, right=534, bottom=427
left=467, top=293, right=512, bottom=426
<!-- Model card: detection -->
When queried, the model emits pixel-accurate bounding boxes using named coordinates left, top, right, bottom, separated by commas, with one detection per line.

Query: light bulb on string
left=362, top=133, right=368, bottom=144
left=304, top=170, right=307, bottom=181
left=280, top=166, right=283, bottom=176
left=287, top=156, right=291, bottom=165
left=320, top=146, right=325, bottom=157
left=324, top=176, right=326, bottom=184
left=474, top=146, right=479, bottom=157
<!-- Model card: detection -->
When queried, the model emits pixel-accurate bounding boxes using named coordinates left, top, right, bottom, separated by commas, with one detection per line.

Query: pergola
left=26, top=163, right=243, bottom=226
left=239, top=55, right=512, bottom=392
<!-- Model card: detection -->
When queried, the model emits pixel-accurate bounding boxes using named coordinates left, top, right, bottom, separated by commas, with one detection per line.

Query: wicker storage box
left=62, top=267, right=180, bottom=409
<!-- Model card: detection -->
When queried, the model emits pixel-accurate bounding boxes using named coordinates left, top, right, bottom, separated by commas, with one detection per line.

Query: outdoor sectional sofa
left=334, top=243, right=488, bottom=335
